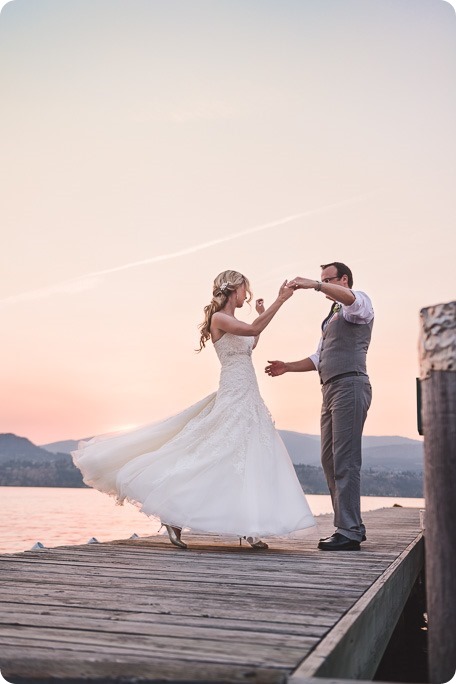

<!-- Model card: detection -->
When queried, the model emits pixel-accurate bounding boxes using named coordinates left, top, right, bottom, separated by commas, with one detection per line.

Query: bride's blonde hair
left=197, top=270, right=252, bottom=351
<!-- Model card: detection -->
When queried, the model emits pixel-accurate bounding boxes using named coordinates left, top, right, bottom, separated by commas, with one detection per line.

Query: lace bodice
left=213, top=332, right=254, bottom=361
left=213, top=333, right=258, bottom=399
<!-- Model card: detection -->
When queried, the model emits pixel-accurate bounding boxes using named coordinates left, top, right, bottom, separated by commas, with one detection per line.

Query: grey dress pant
left=320, top=375, right=372, bottom=541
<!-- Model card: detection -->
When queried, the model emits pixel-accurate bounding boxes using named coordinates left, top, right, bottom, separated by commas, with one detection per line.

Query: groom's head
left=320, top=262, right=353, bottom=289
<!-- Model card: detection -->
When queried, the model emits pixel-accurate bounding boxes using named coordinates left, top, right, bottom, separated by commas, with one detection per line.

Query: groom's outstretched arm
left=288, top=276, right=355, bottom=306
left=265, top=357, right=317, bottom=376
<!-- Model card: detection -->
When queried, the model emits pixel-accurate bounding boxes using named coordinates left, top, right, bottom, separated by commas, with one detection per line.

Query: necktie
left=321, top=302, right=341, bottom=331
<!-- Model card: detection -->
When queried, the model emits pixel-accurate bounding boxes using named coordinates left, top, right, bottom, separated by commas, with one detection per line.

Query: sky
left=0, top=0, right=455, bottom=445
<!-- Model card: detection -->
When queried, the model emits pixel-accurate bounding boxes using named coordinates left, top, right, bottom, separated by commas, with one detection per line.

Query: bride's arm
left=252, top=298, right=265, bottom=349
left=212, top=282, right=293, bottom=338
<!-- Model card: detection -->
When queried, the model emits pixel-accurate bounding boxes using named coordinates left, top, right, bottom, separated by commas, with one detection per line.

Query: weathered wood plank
left=0, top=626, right=318, bottom=667
left=0, top=612, right=323, bottom=649
left=0, top=597, right=339, bottom=628
left=0, top=604, right=332, bottom=639
left=1, top=651, right=288, bottom=683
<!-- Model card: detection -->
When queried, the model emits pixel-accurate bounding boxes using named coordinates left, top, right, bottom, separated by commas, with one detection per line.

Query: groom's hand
left=265, top=360, right=287, bottom=377
left=289, top=276, right=317, bottom=290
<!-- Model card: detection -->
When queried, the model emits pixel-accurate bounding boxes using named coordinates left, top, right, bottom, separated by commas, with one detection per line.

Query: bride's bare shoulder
left=211, top=311, right=230, bottom=322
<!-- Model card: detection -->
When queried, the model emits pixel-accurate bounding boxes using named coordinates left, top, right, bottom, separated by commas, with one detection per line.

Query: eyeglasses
left=322, top=276, right=340, bottom=283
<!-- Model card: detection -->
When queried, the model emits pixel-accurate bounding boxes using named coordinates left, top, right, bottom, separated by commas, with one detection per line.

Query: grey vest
left=318, top=308, right=373, bottom=384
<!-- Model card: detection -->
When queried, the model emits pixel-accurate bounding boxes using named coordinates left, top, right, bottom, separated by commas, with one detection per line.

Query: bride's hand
left=278, top=280, right=294, bottom=301
left=255, top=298, right=265, bottom=314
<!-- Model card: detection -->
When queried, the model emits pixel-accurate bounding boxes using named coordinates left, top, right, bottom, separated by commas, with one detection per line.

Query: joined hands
left=288, top=277, right=316, bottom=290
left=278, top=279, right=294, bottom=301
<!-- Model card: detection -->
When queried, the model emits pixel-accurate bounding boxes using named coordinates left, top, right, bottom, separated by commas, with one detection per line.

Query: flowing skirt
left=72, top=392, right=316, bottom=538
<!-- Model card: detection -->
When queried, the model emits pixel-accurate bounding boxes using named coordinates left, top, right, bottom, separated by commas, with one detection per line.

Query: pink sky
left=1, top=0, right=455, bottom=444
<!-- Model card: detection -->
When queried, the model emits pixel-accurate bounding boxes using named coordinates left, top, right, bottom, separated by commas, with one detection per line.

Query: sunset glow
left=1, top=0, right=455, bottom=445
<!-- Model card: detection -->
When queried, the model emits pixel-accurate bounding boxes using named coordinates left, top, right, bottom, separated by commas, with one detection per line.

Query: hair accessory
left=213, top=282, right=232, bottom=297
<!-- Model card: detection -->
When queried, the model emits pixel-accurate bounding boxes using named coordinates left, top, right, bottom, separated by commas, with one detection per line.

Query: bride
left=72, top=270, right=315, bottom=549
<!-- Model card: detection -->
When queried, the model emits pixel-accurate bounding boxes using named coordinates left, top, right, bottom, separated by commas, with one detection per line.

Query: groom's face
left=320, top=266, right=349, bottom=301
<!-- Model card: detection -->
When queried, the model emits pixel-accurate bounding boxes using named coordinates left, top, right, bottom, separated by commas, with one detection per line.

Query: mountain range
left=0, top=434, right=85, bottom=487
left=278, top=431, right=423, bottom=472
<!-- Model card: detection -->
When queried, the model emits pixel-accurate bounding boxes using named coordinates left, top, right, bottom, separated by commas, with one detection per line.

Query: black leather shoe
left=319, top=533, right=337, bottom=542
left=319, top=532, right=366, bottom=542
left=318, top=533, right=361, bottom=551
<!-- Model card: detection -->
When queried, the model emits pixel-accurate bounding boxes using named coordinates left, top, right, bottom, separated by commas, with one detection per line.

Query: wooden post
left=419, top=300, right=456, bottom=684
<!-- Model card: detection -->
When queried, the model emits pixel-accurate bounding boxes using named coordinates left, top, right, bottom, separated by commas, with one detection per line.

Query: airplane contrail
left=0, top=192, right=376, bottom=307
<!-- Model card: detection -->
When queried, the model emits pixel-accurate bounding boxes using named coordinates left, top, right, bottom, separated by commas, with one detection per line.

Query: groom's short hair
left=320, top=262, right=353, bottom=288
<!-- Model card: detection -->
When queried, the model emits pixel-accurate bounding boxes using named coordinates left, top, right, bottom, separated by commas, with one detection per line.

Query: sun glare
left=112, top=424, right=139, bottom=433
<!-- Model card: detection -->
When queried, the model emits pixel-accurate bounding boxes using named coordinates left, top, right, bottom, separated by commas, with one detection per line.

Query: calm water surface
left=0, top=487, right=425, bottom=554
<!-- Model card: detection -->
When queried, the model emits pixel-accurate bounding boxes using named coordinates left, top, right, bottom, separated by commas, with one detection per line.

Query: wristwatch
left=314, top=281, right=322, bottom=291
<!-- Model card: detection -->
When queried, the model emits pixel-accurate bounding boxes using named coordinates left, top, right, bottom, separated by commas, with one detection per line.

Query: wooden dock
left=0, top=507, right=423, bottom=683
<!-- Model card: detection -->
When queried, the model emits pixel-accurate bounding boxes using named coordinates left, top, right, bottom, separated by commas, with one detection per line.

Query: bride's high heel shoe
left=161, top=523, right=187, bottom=549
left=240, top=536, right=269, bottom=549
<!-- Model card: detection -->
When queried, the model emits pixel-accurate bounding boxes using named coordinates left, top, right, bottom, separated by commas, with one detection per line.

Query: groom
left=265, top=262, right=374, bottom=551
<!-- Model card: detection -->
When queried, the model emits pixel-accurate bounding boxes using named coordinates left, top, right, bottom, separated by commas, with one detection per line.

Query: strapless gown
left=72, top=333, right=315, bottom=538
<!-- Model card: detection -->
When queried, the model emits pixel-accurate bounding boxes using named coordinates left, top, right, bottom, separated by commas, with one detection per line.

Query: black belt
left=322, top=371, right=367, bottom=386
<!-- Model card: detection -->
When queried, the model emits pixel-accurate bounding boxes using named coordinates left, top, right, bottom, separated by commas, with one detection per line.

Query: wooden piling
left=419, top=300, right=456, bottom=684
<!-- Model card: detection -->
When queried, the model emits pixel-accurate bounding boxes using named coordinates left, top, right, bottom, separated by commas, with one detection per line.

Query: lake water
left=0, top=487, right=425, bottom=554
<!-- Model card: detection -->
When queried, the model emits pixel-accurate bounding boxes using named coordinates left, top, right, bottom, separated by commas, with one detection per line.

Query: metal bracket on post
left=416, top=377, right=423, bottom=436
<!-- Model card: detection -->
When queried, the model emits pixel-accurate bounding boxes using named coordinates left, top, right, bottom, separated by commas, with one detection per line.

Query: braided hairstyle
left=197, top=270, right=252, bottom=351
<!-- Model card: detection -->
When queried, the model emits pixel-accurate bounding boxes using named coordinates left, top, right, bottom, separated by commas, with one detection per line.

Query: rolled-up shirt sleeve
left=343, top=290, right=374, bottom=324
left=308, top=338, right=322, bottom=370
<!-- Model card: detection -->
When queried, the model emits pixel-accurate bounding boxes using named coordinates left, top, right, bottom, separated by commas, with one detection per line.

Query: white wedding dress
left=72, top=333, right=315, bottom=538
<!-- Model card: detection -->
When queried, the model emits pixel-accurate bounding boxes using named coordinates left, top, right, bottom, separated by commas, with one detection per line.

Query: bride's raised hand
left=255, top=298, right=265, bottom=314
left=278, top=280, right=294, bottom=302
